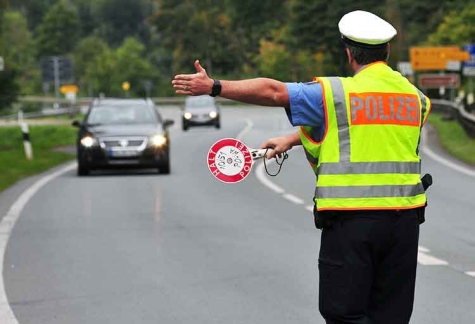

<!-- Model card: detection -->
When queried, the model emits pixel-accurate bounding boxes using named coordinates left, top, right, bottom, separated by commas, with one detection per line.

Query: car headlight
left=80, top=136, right=96, bottom=147
left=151, top=134, right=167, bottom=147
left=209, top=111, right=218, bottom=118
left=184, top=112, right=192, bottom=120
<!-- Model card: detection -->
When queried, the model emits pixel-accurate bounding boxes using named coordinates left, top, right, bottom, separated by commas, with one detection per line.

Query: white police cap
left=338, top=10, right=397, bottom=48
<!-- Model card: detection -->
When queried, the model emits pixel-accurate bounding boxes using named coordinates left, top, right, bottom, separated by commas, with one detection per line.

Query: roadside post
left=143, top=80, right=153, bottom=98
left=462, top=44, right=475, bottom=105
left=18, top=111, right=33, bottom=160
left=446, top=60, right=462, bottom=101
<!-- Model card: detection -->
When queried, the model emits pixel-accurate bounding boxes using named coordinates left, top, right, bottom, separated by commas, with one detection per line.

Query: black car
left=72, top=99, right=174, bottom=176
left=182, top=95, right=220, bottom=131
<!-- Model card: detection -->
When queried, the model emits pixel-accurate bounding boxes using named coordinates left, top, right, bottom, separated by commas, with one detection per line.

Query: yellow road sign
left=410, top=46, right=470, bottom=71
left=60, top=85, right=79, bottom=94
left=411, top=61, right=448, bottom=71
left=122, top=81, right=131, bottom=91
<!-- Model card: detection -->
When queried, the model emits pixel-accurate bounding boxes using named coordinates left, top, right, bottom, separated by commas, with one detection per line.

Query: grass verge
left=0, top=125, right=77, bottom=193
left=427, top=113, right=475, bottom=165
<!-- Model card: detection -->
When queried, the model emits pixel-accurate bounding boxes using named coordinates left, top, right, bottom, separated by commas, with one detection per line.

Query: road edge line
left=0, top=162, right=76, bottom=324
left=421, top=128, right=475, bottom=177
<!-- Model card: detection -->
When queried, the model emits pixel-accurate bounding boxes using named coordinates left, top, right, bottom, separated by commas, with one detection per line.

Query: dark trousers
left=318, top=209, right=420, bottom=324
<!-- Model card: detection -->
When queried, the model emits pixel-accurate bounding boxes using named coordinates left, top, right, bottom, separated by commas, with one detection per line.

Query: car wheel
left=77, top=163, right=89, bottom=176
left=215, top=121, right=221, bottom=129
left=158, top=159, right=170, bottom=174
left=183, top=124, right=189, bottom=131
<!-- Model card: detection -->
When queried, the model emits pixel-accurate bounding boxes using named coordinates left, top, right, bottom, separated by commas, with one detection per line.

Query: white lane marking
left=236, top=118, right=253, bottom=141
left=0, top=162, right=76, bottom=324
left=421, top=128, right=475, bottom=177
left=417, top=252, right=449, bottom=266
left=465, top=272, right=475, bottom=277
left=282, top=194, right=304, bottom=205
left=418, top=246, right=430, bottom=253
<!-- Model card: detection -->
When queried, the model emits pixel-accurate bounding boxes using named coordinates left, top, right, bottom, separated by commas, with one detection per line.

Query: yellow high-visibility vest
left=300, top=62, right=432, bottom=211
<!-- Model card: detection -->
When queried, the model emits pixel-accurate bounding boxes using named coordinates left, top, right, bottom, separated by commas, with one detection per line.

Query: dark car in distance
left=182, top=95, right=220, bottom=131
left=72, top=99, right=174, bottom=176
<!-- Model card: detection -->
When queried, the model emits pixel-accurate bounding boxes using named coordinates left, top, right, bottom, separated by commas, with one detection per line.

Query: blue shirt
left=285, top=66, right=366, bottom=141
left=285, top=81, right=325, bottom=141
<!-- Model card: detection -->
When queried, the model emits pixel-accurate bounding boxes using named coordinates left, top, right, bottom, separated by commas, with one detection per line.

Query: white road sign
left=446, top=60, right=461, bottom=71
left=463, top=67, right=475, bottom=76
left=397, top=61, right=413, bottom=76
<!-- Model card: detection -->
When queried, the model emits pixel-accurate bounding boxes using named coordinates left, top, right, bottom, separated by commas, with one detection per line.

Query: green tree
left=1, top=10, right=38, bottom=95
left=74, top=0, right=97, bottom=37
left=0, top=9, right=37, bottom=109
left=2, top=11, right=35, bottom=70
left=255, top=39, right=292, bottom=81
left=289, top=0, right=385, bottom=76
left=390, top=0, right=468, bottom=60
left=0, top=7, right=20, bottom=111
left=152, top=0, right=243, bottom=76
left=91, top=0, right=155, bottom=47
left=0, top=0, right=8, bottom=10
left=113, top=37, right=158, bottom=96
left=11, top=0, right=56, bottom=30
left=425, top=5, right=475, bottom=45
left=84, top=44, right=115, bottom=96
left=0, top=70, right=19, bottom=112
left=35, top=0, right=81, bottom=57
left=73, top=36, right=109, bottom=95
left=83, top=37, right=158, bottom=97
left=227, top=0, right=288, bottom=72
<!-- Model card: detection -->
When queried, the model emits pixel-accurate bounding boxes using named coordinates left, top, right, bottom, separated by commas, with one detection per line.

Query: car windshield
left=186, top=96, right=215, bottom=108
left=87, top=104, right=157, bottom=125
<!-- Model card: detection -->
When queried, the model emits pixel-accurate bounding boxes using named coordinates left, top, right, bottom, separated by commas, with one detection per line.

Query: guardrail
left=431, top=99, right=475, bottom=138
left=0, top=106, right=81, bottom=121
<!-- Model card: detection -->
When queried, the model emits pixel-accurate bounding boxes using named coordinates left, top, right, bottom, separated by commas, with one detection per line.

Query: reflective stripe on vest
left=328, top=77, right=351, bottom=161
left=315, top=183, right=425, bottom=199
left=318, top=161, right=420, bottom=175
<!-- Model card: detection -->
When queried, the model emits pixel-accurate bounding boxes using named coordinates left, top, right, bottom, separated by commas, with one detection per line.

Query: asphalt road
left=2, top=106, right=475, bottom=323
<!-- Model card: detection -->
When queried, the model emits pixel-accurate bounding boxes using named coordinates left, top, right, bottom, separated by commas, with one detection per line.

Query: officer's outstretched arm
left=172, top=60, right=290, bottom=109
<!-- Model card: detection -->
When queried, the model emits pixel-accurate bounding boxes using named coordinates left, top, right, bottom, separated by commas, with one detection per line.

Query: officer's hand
left=172, top=60, right=214, bottom=96
left=259, top=136, right=292, bottom=159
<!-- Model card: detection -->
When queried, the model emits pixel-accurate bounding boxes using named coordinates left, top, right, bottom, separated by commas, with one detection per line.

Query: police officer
left=172, top=10, right=431, bottom=324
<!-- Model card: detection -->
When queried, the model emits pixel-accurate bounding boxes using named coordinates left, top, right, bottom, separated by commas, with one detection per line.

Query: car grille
left=100, top=136, right=148, bottom=149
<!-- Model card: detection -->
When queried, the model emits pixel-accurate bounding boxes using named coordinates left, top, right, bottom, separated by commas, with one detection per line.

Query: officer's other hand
left=259, top=136, right=292, bottom=159
left=172, top=60, right=214, bottom=96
